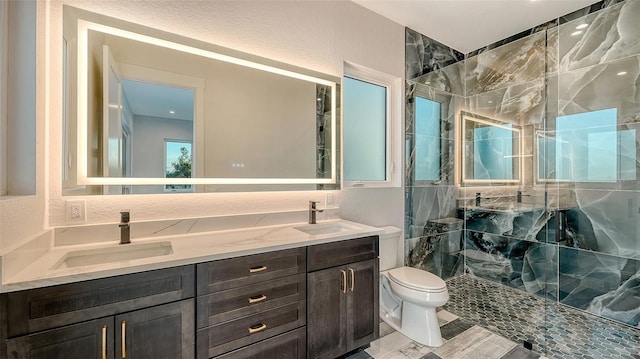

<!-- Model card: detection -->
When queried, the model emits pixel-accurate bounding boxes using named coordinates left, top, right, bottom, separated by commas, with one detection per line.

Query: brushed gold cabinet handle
left=248, top=294, right=267, bottom=304
left=101, top=324, right=107, bottom=359
left=341, top=270, right=347, bottom=293
left=121, top=320, right=126, bottom=359
left=349, top=268, right=355, bottom=292
left=249, top=265, right=267, bottom=273
left=248, top=323, right=267, bottom=334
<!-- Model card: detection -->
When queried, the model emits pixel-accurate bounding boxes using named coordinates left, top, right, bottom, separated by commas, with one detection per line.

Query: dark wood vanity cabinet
left=196, top=247, right=307, bottom=359
left=2, top=265, right=195, bottom=359
left=307, top=236, right=379, bottom=359
left=1, top=237, right=379, bottom=359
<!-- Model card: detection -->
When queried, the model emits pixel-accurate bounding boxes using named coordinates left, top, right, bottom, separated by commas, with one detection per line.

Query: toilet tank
left=378, top=226, right=402, bottom=271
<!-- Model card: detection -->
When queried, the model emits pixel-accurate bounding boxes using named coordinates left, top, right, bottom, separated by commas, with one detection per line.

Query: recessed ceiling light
left=169, top=110, right=176, bottom=114
left=488, top=100, right=494, bottom=104
left=571, top=31, right=583, bottom=36
left=617, top=71, right=627, bottom=76
left=576, top=23, right=588, bottom=30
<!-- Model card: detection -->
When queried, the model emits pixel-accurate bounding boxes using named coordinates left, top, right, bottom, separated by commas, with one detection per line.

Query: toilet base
left=402, top=301, right=443, bottom=347
left=380, top=301, right=444, bottom=347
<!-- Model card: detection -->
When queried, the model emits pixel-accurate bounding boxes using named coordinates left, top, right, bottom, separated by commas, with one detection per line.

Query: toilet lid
left=388, top=266, right=446, bottom=292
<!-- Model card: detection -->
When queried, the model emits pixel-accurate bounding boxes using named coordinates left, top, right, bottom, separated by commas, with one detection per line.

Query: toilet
left=378, top=226, right=449, bottom=347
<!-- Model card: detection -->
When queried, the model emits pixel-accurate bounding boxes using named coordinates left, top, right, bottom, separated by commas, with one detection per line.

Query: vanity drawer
left=196, top=301, right=306, bottom=358
left=212, top=327, right=306, bottom=359
left=197, top=273, right=305, bottom=328
left=307, top=235, right=379, bottom=271
left=6, top=265, right=195, bottom=338
left=196, top=247, right=305, bottom=294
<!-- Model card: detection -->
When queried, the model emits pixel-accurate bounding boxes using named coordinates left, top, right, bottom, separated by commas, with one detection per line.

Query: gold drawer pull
left=121, top=320, right=127, bottom=359
left=249, top=265, right=268, bottom=273
left=341, top=270, right=347, bottom=293
left=248, top=294, right=267, bottom=304
left=101, top=324, right=107, bottom=359
left=349, top=268, right=355, bottom=292
left=248, top=323, right=267, bottom=334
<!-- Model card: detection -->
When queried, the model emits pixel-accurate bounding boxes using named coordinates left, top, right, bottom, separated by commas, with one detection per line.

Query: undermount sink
left=52, top=241, right=174, bottom=270
left=294, top=221, right=361, bottom=236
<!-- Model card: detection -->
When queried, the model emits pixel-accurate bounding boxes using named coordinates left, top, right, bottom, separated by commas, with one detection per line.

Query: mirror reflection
left=63, top=6, right=338, bottom=195
left=461, top=112, right=522, bottom=184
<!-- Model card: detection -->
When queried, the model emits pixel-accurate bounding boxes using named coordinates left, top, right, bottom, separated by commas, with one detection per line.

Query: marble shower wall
left=405, top=28, right=465, bottom=279
left=405, top=0, right=640, bottom=330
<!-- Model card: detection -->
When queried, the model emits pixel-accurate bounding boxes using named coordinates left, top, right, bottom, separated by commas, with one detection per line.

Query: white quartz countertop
left=2, top=219, right=383, bottom=293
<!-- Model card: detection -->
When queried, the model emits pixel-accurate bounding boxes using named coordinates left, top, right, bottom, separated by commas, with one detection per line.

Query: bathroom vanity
left=0, top=221, right=381, bottom=359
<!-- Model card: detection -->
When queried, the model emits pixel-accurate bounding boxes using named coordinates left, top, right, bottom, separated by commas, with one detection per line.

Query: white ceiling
left=121, top=79, right=194, bottom=122
left=352, top=0, right=600, bottom=53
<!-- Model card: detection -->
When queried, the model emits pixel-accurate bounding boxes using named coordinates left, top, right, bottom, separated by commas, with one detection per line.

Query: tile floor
left=345, top=275, right=640, bottom=359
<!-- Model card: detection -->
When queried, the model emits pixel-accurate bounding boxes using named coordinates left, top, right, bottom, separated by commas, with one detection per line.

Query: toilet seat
left=388, top=267, right=446, bottom=292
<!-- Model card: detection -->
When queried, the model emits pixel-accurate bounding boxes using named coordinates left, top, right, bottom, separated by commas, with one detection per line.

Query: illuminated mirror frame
left=75, top=18, right=337, bottom=186
left=460, top=111, right=523, bottom=185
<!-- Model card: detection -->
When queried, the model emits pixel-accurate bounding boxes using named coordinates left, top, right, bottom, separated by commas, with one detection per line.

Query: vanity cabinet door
left=115, top=299, right=195, bottom=359
left=346, top=259, right=379, bottom=351
left=6, top=317, right=115, bottom=359
left=6, top=265, right=195, bottom=337
left=306, top=266, right=347, bottom=359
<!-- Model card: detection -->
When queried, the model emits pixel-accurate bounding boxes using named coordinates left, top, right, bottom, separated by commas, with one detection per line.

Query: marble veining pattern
left=406, top=28, right=465, bottom=81
left=465, top=31, right=546, bottom=97
left=559, top=0, right=640, bottom=73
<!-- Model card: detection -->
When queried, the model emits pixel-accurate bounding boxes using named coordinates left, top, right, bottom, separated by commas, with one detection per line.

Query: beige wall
left=3, top=0, right=406, bottom=251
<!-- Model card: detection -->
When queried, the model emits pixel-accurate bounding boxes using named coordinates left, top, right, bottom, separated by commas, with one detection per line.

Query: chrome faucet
left=308, top=201, right=324, bottom=224
left=119, top=210, right=131, bottom=245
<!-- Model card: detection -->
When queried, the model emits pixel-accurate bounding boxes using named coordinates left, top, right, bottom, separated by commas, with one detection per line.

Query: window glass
left=472, top=123, right=514, bottom=180
left=165, top=140, right=192, bottom=191
left=415, top=97, right=440, bottom=181
left=553, top=108, right=635, bottom=183
left=343, top=76, right=387, bottom=182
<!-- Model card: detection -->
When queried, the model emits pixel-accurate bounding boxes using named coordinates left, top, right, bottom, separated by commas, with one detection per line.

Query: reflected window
left=473, top=123, right=514, bottom=180
left=546, top=108, right=637, bottom=183
left=415, top=97, right=441, bottom=181
left=165, top=140, right=192, bottom=191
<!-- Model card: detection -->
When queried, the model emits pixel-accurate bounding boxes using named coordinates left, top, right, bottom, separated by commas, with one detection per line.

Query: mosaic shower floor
left=346, top=275, right=639, bottom=359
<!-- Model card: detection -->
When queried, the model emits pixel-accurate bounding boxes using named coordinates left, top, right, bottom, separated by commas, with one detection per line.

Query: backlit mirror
left=460, top=112, right=522, bottom=184
left=62, top=6, right=338, bottom=195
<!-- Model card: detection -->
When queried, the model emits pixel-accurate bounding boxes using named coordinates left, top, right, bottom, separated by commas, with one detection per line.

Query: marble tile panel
left=557, top=54, right=640, bottom=123
left=558, top=0, right=640, bottom=73
left=405, top=186, right=460, bottom=229
left=565, top=190, right=640, bottom=259
left=463, top=207, right=550, bottom=242
left=546, top=27, right=559, bottom=75
left=405, top=28, right=464, bottom=80
left=559, top=0, right=626, bottom=24
left=466, top=231, right=559, bottom=299
left=411, top=61, right=466, bottom=96
left=406, top=225, right=464, bottom=280
left=558, top=246, right=640, bottom=327
left=466, top=80, right=545, bottom=127
left=468, top=21, right=556, bottom=58
left=466, top=32, right=546, bottom=97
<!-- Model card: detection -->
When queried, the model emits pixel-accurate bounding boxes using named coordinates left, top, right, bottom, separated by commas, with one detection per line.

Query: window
left=342, top=62, right=401, bottom=187
left=540, top=108, right=636, bottom=183
left=165, top=140, right=192, bottom=192
left=414, top=97, right=441, bottom=181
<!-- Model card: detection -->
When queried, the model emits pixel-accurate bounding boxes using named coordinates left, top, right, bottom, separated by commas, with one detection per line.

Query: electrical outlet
left=65, top=200, right=86, bottom=223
